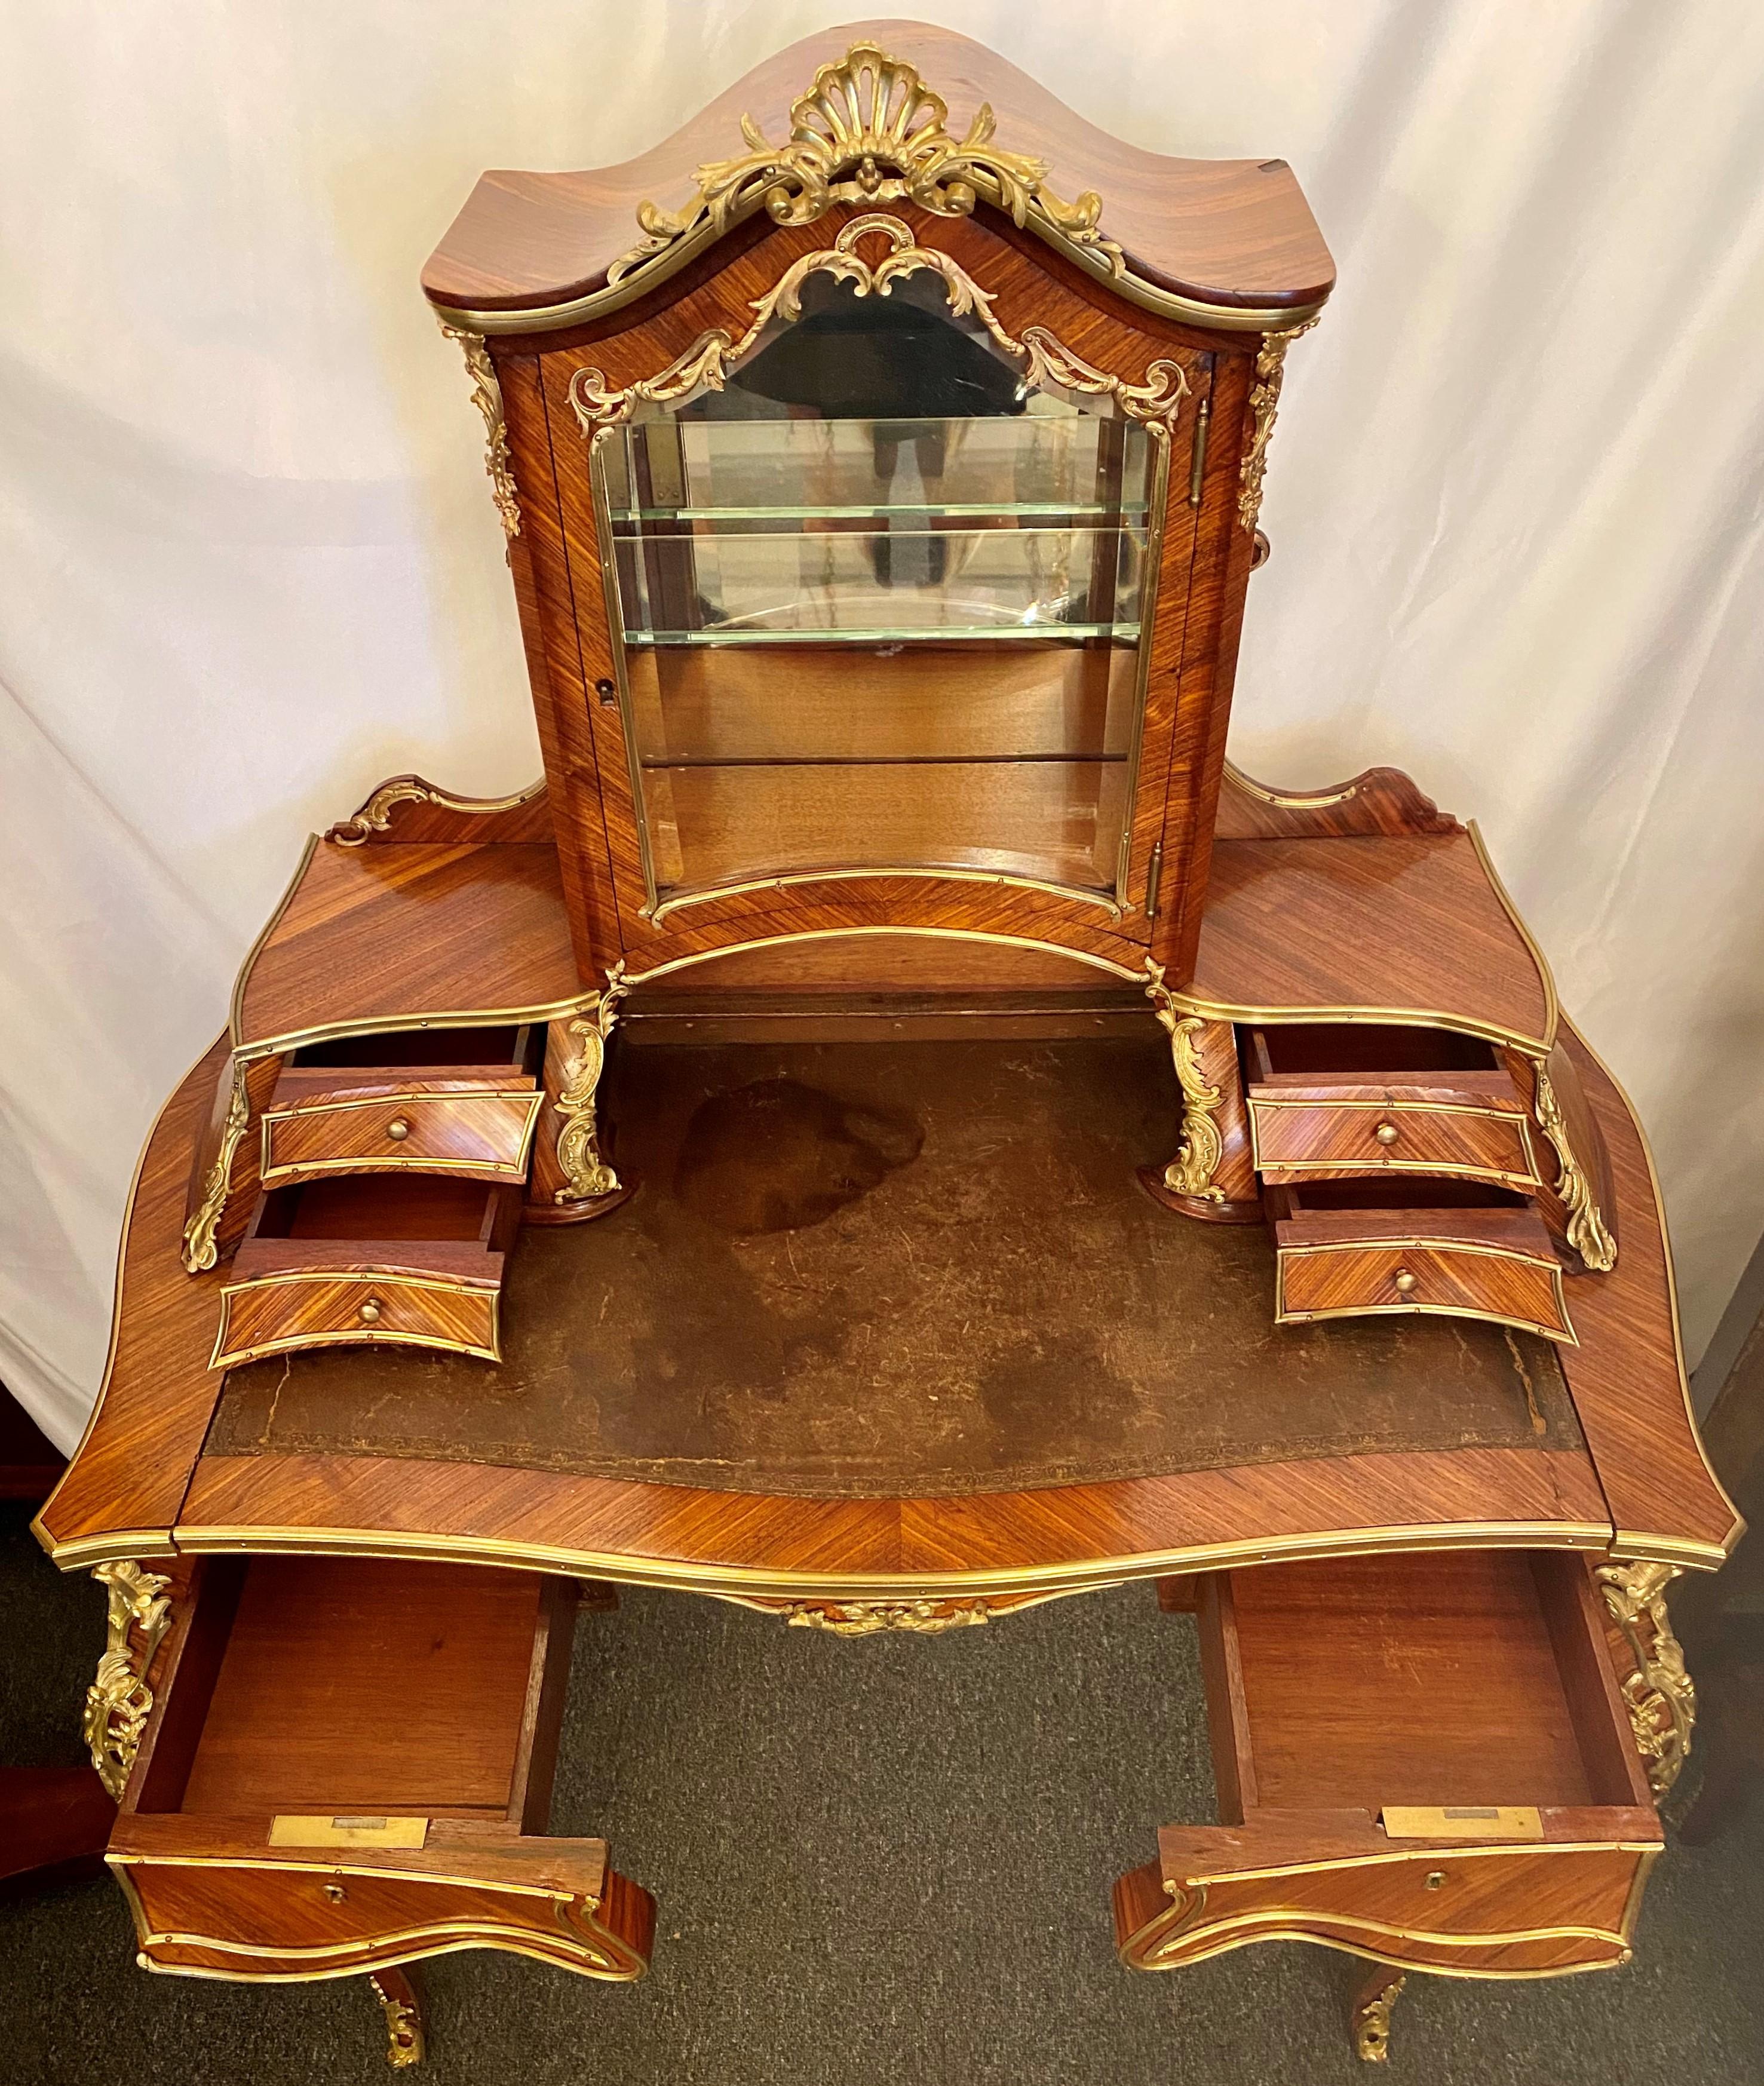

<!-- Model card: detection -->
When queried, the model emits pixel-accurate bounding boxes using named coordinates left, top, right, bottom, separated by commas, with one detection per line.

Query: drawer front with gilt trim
left=1274, top=1235, right=1575, bottom=1343
left=116, top=1857, right=645, bottom=1979
left=1122, top=1840, right=1653, bottom=1975
left=261, top=1089, right=543, bottom=1188
left=1248, top=1089, right=1541, bottom=1191
left=212, top=1268, right=501, bottom=1369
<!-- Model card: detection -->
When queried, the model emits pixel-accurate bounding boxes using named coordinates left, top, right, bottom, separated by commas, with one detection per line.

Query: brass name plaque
left=268, top=1814, right=430, bottom=1849
left=1380, top=1805, right=1544, bottom=1842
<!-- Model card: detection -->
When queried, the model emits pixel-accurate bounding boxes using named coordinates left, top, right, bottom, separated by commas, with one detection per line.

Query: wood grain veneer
left=1116, top=1551, right=1660, bottom=1980
left=37, top=970, right=1734, bottom=1586
left=1185, top=832, right=1555, bottom=1048
left=233, top=840, right=585, bottom=1054
left=262, top=1085, right=544, bottom=1187
left=109, top=1557, right=655, bottom=1984
left=420, top=22, right=1334, bottom=322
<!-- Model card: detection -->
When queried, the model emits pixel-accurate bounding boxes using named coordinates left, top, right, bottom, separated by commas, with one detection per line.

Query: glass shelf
left=602, top=413, right=1155, bottom=526
left=612, top=524, right=1146, bottom=647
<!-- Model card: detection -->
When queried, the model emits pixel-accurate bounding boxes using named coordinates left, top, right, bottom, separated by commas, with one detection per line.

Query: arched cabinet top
left=422, top=20, right=1336, bottom=335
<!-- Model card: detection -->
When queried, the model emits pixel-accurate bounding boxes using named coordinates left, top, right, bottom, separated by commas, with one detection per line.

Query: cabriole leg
left=369, top=1967, right=425, bottom=2067
left=1350, top=1963, right=1407, bottom=2063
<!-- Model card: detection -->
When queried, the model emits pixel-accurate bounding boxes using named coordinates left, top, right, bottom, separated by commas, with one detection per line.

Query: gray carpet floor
left=4, top=1501, right=1762, bottom=2086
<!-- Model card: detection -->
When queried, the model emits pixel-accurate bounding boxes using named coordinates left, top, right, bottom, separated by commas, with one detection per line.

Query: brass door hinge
left=1187, top=397, right=1211, bottom=508
left=1144, top=840, right=1164, bottom=919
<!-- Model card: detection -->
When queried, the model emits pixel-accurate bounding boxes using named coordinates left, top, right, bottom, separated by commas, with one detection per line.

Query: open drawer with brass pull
left=1246, top=1025, right=1543, bottom=1194
left=1116, top=1550, right=1659, bottom=1989
left=108, top=1554, right=655, bottom=1987
left=1266, top=1177, right=1576, bottom=1343
left=211, top=1176, right=521, bottom=1368
left=260, top=1024, right=544, bottom=1189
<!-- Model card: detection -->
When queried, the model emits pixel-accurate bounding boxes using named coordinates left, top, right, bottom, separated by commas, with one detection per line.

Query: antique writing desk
left=36, top=23, right=1740, bottom=2068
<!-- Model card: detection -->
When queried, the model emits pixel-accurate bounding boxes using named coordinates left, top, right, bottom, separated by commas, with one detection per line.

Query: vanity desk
left=36, top=22, right=1738, bottom=2067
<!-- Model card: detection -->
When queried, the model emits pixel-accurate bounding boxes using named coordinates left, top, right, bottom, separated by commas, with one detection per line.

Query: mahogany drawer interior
left=238, top=1174, right=519, bottom=1259
left=129, top=1556, right=572, bottom=1825
left=283, top=1024, right=541, bottom=1077
left=1247, top=1024, right=1504, bottom=1079
left=1203, top=1551, right=1646, bottom=1819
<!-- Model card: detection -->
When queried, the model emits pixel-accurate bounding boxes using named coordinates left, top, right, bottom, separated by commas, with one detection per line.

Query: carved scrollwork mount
left=609, top=39, right=1122, bottom=292
left=1596, top=1559, right=1695, bottom=1798
left=571, top=214, right=1188, bottom=443
left=82, top=1560, right=174, bottom=1801
left=553, top=966, right=630, bottom=1204
left=1143, top=959, right=1228, bottom=1202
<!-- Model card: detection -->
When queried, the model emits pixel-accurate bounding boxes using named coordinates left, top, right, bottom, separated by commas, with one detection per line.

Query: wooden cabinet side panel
left=497, top=351, right=623, bottom=973
left=1153, top=343, right=1258, bottom=981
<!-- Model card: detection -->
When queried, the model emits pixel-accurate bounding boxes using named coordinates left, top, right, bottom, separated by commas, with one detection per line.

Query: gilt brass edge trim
left=262, top=1088, right=542, bottom=1121
left=648, top=864, right=1126, bottom=925
left=427, top=246, right=1327, bottom=345
left=216, top=1268, right=501, bottom=1299
left=259, top=1156, right=531, bottom=1188
left=1128, top=1919, right=1633, bottom=1979
left=1561, top=1024, right=1744, bottom=1559
left=34, top=1526, right=176, bottom=1570
left=1465, top=821, right=1560, bottom=1052
left=589, top=428, right=664, bottom=918
left=1166, top=1839, right=1660, bottom=1890
left=1156, top=1907, right=1633, bottom=1955
left=131, top=1936, right=633, bottom=1986
left=1274, top=1300, right=1577, bottom=1346
left=1262, top=1161, right=1543, bottom=1192
left=162, top=1517, right=1613, bottom=1600
left=1113, top=426, right=1175, bottom=915
left=228, top=835, right=322, bottom=1048
left=1609, top=1530, right=1732, bottom=1570
left=1221, top=760, right=1363, bottom=812
left=236, top=991, right=606, bottom=1064
left=33, top=1028, right=234, bottom=1556
left=622, top=925, right=1143, bottom=988
left=211, top=1329, right=502, bottom=1372
left=1276, top=1236, right=1567, bottom=1274
left=1247, top=1096, right=1533, bottom=1119
left=1165, top=987, right=1553, bottom=1056
left=109, top=1852, right=561, bottom=1900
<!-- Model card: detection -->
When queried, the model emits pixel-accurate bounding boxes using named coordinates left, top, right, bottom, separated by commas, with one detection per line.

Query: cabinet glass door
left=593, top=270, right=1164, bottom=916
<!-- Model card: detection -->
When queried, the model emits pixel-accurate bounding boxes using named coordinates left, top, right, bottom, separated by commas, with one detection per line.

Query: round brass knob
left=1374, top=1119, right=1401, bottom=1146
left=323, top=1882, right=348, bottom=1904
left=358, top=1298, right=384, bottom=1324
left=1393, top=1269, right=1419, bottom=1296
left=1425, top=1870, right=1446, bottom=1891
left=386, top=1116, right=410, bottom=1141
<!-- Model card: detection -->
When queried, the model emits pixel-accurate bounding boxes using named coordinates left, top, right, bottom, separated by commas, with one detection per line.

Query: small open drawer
left=211, top=1176, right=520, bottom=1369
left=1246, top=1024, right=1542, bottom=1193
left=1116, top=1550, right=1659, bottom=1978
left=109, top=1555, right=654, bottom=1982
left=261, top=1025, right=544, bottom=1189
left=1268, top=1177, right=1576, bottom=1343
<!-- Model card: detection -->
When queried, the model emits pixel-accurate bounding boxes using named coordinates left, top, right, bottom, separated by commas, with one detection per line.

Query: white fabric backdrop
left=4, top=3, right=1763, bottom=1450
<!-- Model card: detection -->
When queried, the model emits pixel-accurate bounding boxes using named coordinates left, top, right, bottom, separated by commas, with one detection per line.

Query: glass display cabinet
left=596, top=266, right=1156, bottom=913
left=421, top=38, right=1332, bottom=990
